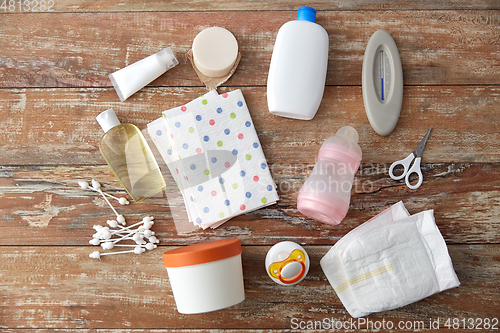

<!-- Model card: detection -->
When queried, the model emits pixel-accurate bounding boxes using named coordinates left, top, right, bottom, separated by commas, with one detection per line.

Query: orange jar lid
left=163, top=238, right=242, bottom=268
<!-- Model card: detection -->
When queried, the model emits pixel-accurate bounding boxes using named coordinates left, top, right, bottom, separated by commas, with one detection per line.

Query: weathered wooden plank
left=0, top=3, right=497, bottom=333
left=0, top=163, right=498, bottom=245
left=1, top=0, right=498, bottom=13
left=0, top=11, right=498, bottom=87
left=0, top=245, right=497, bottom=329
left=0, top=86, right=498, bottom=166
left=0, top=330, right=495, bottom=333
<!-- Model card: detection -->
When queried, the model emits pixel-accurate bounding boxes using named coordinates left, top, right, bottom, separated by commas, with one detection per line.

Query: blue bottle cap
left=297, top=6, right=316, bottom=22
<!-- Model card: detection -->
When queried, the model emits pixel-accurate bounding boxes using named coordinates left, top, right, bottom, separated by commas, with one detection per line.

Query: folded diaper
left=147, top=89, right=278, bottom=229
left=320, top=201, right=460, bottom=318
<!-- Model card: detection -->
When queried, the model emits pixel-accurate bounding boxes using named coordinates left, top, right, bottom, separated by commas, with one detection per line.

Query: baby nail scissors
left=389, top=128, right=432, bottom=189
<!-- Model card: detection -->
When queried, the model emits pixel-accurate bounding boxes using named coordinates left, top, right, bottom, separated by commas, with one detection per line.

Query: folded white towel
left=320, top=201, right=460, bottom=318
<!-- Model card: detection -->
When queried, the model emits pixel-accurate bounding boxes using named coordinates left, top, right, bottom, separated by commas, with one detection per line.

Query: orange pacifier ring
left=268, top=249, right=307, bottom=285
left=277, top=260, right=306, bottom=284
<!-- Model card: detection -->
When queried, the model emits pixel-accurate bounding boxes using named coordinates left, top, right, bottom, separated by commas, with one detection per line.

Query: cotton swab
left=90, top=179, right=126, bottom=225
left=78, top=180, right=129, bottom=205
left=148, top=236, right=159, bottom=244
left=90, top=225, right=153, bottom=244
left=77, top=179, right=159, bottom=259
left=106, top=217, right=153, bottom=232
left=101, top=242, right=157, bottom=251
left=89, top=247, right=144, bottom=259
left=113, top=230, right=154, bottom=238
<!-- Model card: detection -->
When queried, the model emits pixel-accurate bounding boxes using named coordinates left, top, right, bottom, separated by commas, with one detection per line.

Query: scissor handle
left=389, top=153, right=414, bottom=180
left=405, top=157, right=423, bottom=189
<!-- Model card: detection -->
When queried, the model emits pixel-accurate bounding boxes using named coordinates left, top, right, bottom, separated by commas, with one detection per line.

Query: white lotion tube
left=109, top=47, right=179, bottom=102
left=267, top=7, right=329, bottom=120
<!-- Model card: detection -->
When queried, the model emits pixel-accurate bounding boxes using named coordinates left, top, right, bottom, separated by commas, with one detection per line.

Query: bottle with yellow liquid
left=96, top=109, right=164, bottom=203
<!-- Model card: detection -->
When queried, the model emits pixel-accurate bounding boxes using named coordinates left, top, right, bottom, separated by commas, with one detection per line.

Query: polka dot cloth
left=147, top=89, right=278, bottom=229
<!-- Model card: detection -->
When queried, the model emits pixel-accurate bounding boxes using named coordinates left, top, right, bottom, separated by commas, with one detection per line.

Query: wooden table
left=1, top=1, right=499, bottom=331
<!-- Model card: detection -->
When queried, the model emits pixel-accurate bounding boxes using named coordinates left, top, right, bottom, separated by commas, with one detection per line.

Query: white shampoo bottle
left=267, top=6, right=329, bottom=120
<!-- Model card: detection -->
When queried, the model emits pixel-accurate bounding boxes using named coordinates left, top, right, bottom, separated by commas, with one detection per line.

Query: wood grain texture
left=0, top=245, right=498, bottom=329
left=1, top=0, right=499, bottom=13
left=0, top=11, right=498, bottom=88
left=0, top=330, right=495, bottom=333
left=0, top=86, right=499, bottom=166
left=0, top=163, right=498, bottom=246
left=1, top=1, right=499, bottom=331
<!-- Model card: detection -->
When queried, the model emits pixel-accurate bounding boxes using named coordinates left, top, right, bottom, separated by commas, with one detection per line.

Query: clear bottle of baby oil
left=96, top=109, right=165, bottom=203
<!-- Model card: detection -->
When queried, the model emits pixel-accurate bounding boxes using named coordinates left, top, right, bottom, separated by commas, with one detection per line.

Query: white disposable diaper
left=320, top=201, right=460, bottom=318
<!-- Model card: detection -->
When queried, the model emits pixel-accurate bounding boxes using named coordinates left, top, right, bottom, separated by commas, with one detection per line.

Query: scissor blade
left=413, top=128, right=432, bottom=157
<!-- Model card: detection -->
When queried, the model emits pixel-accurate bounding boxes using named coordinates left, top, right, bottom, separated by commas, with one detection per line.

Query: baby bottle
left=297, top=126, right=362, bottom=225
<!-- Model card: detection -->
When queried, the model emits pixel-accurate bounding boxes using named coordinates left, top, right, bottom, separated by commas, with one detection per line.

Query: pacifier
left=265, top=241, right=310, bottom=286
